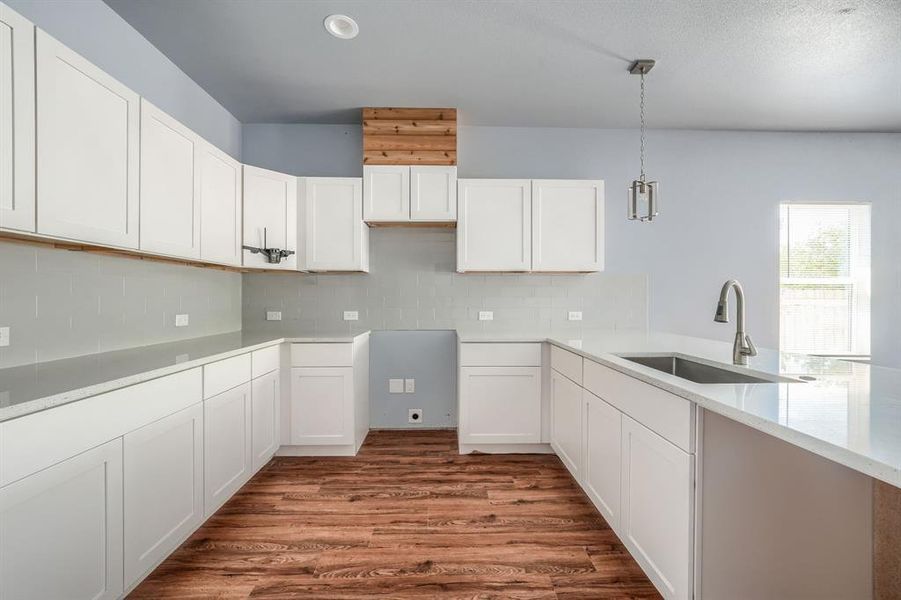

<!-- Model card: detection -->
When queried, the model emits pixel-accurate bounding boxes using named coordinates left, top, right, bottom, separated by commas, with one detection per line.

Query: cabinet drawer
left=551, top=344, right=583, bottom=385
left=290, top=343, right=353, bottom=367
left=252, top=345, right=281, bottom=378
left=0, top=368, right=202, bottom=487
left=459, top=343, right=541, bottom=367
left=584, top=359, right=694, bottom=453
left=204, top=353, right=251, bottom=399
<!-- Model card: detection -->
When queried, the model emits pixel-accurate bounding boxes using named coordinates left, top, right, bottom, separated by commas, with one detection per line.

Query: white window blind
left=779, top=203, right=871, bottom=356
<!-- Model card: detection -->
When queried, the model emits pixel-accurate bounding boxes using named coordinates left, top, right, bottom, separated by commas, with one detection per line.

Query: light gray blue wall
left=368, top=331, right=456, bottom=429
left=242, top=124, right=360, bottom=176
left=242, top=124, right=901, bottom=368
left=7, top=0, right=242, bottom=157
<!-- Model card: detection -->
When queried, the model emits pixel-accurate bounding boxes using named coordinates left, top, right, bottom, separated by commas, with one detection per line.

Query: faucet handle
left=743, top=334, right=758, bottom=357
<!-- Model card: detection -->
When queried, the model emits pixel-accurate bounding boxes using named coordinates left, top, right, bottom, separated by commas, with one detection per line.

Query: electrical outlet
left=389, top=378, right=404, bottom=394
left=568, top=311, right=583, bottom=321
left=0, top=326, right=9, bottom=347
left=408, top=408, right=423, bottom=424
left=343, top=310, right=359, bottom=321
left=266, top=311, right=282, bottom=321
left=404, top=378, right=415, bottom=393
left=175, top=314, right=189, bottom=327
left=478, top=311, right=493, bottom=321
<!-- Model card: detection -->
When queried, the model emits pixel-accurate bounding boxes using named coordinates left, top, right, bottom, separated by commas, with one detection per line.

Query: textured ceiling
left=104, top=0, right=901, bottom=131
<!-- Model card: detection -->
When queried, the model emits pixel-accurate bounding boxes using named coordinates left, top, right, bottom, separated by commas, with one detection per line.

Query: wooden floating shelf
left=362, top=107, right=457, bottom=166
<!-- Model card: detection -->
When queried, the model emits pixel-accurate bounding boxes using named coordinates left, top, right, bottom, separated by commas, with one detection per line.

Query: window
left=779, top=204, right=871, bottom=357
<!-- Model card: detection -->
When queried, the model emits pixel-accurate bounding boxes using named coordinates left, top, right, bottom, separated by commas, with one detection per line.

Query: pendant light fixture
left=628, top=59, right=658, bottom=222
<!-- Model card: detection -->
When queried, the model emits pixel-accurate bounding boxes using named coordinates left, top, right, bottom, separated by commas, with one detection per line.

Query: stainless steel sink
left=619, top=354, right=796, bottom=384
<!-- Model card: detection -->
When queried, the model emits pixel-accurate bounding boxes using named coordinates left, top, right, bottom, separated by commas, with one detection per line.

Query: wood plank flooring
left=129, top=430, right=660, bottom=599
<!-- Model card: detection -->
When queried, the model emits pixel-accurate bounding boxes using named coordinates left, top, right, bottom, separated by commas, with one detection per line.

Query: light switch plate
left=389, top=378, right=404, bottom=394
left=0, top=327, right=9, bottom=347
left=568, top=311, right=583, bottom=321
left=478, top=311, right=493, bottom=321
left=175, top=314, right=189, bottom=327
left=404, top=378, right=415, bottom=393
left=344, top=310, right=359, bottom=321
left=266, top=311, right=282, bottom=321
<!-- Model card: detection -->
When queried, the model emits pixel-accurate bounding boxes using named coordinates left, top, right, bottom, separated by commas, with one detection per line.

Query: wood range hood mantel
left=362, top=107, right=457, bottom=166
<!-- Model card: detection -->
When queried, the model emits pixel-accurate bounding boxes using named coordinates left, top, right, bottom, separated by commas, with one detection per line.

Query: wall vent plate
left=408, top=408, right=423, bottom=424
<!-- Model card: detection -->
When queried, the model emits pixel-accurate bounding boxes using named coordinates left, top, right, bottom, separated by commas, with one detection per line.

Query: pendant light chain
left=639, top=70, right=646, bottom=182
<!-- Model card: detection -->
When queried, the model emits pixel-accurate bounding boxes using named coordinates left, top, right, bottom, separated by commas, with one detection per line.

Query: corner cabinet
left=456, top=179, right=532, bottom=272
left=35, top=30, right=140, bottom=249
left=199, top=140, right=243, bottom=266
left=243, top=165, right=297, bottom=270
left=532, top=179, right=604, bottom=272
left=298, top=177, right=369, bottom=272
left=0, top=4, right=35, bottom=232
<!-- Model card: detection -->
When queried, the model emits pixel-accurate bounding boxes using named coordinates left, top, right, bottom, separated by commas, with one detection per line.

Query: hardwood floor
left=130, top=430, right=661, bottom=599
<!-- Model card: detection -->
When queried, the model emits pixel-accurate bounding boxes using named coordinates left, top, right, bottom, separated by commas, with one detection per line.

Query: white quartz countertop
left=2, top=327, right=899, bottom=488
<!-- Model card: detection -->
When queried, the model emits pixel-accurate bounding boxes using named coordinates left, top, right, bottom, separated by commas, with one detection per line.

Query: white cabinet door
left=0, top=4, right=34, bottom=232
left=0, top=438, right=123, bottom=600
left=243, top=164, right=297, bottom=270
left=411, top=166, right=456, bottom=222
left=532, top=179, right=604, bottom=272
left=299, top=177, right=368, bottom=272
left=204, top=382, right=252, bottom=517
left=550, top=369, right=583, bottom=479
left=584, top=389, right=621, bottom=527
left=36, top=30, right=139, bottom=248
left=457, top=179, right=531, bottom=272
left=290, top=366, right=354, bottom=445
left=124, top=403, right=203, bottom=588
left=459, top=366, right=541, bottom=444
left=199, top=139, right=242, bottom=265
left=139, top=99, right=200, bottom=258
left=621, top=415, right=693, bottom=600
left=251, top=369, right=280, bottom=471
left=363, top=165, right=409, bottom=222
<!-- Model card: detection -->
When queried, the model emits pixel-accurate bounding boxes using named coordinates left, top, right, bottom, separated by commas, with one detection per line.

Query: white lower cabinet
left=459, top=366, right=541, bottom=444
left=620, top=415, right=693, bottom=600
left=0, top=438, right=124, bottom=600
left=290, top=367, right=354, bottom=445
left=204, top=382, right=252, bottom=517
left=550, top=369, right=583, bottom=479
left=583, top=390, right=621, bottom=527
left=251, top=369, right=280, bottom=471
left=124, top=403, right=203, bottom=588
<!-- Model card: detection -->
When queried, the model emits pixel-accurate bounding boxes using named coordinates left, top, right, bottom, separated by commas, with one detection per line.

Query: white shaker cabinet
left=364, top=165, right=456, bottom=223
left=290, top=367, right=354, bottom=445
left=139, top=99, right=201, bottom=259
left=583, top=389, right=621, bottom=527
left=620, top=415, right=693, bottom=600
left=299, top=177, right=369, bottom=272
left=243, top=165, right=297, bottom=270
left=457, top=179, right=531, bottom=272
left=251, top=369, right=280, bottom=471
left=199, top=139, right=243, bottom=265
left=459, top=366, right=541, bottom=444
left=0, top=438, right=124, bottom=600
left=204, top=382, right=252, bottom=517
left=411, top=166, right=457, bottom=221
left=36, top=30, right=140, bottom=248
left=363, top=165, right=409, bottom=222
left=0, top=4, right=35, bottom=232
left=123, top=403, right=203, bottom=588
left=550, top=369, right=583, bottom=479
left=531, top=179, right=604, bottom=272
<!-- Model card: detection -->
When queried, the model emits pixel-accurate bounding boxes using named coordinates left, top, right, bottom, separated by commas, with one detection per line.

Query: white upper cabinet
left=0, top=4, right=35, bottom=232
left=139, top=99, right=201, bottom=259
left=199, top=139, right=242, bottom=266
left=299, top=177, right=369, bottom=272
left=363, top=165, right=409, bottom=222
left=35, top=30, right=140, bottom=249
left=242, top=164, right=297, bottom=270
left=363, top=165, right=456, bottom=223
left=532, top=179, right=604, bottom=272
left=411, top=166, right=456, bottom=221
left=456, top=179, right=531, bottom=272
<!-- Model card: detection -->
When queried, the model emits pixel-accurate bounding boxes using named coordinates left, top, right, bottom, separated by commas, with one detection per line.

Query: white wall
left=243, top=124, right=901, bottom=368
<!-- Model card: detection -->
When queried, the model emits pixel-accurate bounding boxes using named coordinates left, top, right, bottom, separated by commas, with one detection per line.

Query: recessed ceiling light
left=324, top=14, right=359, bottom=40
